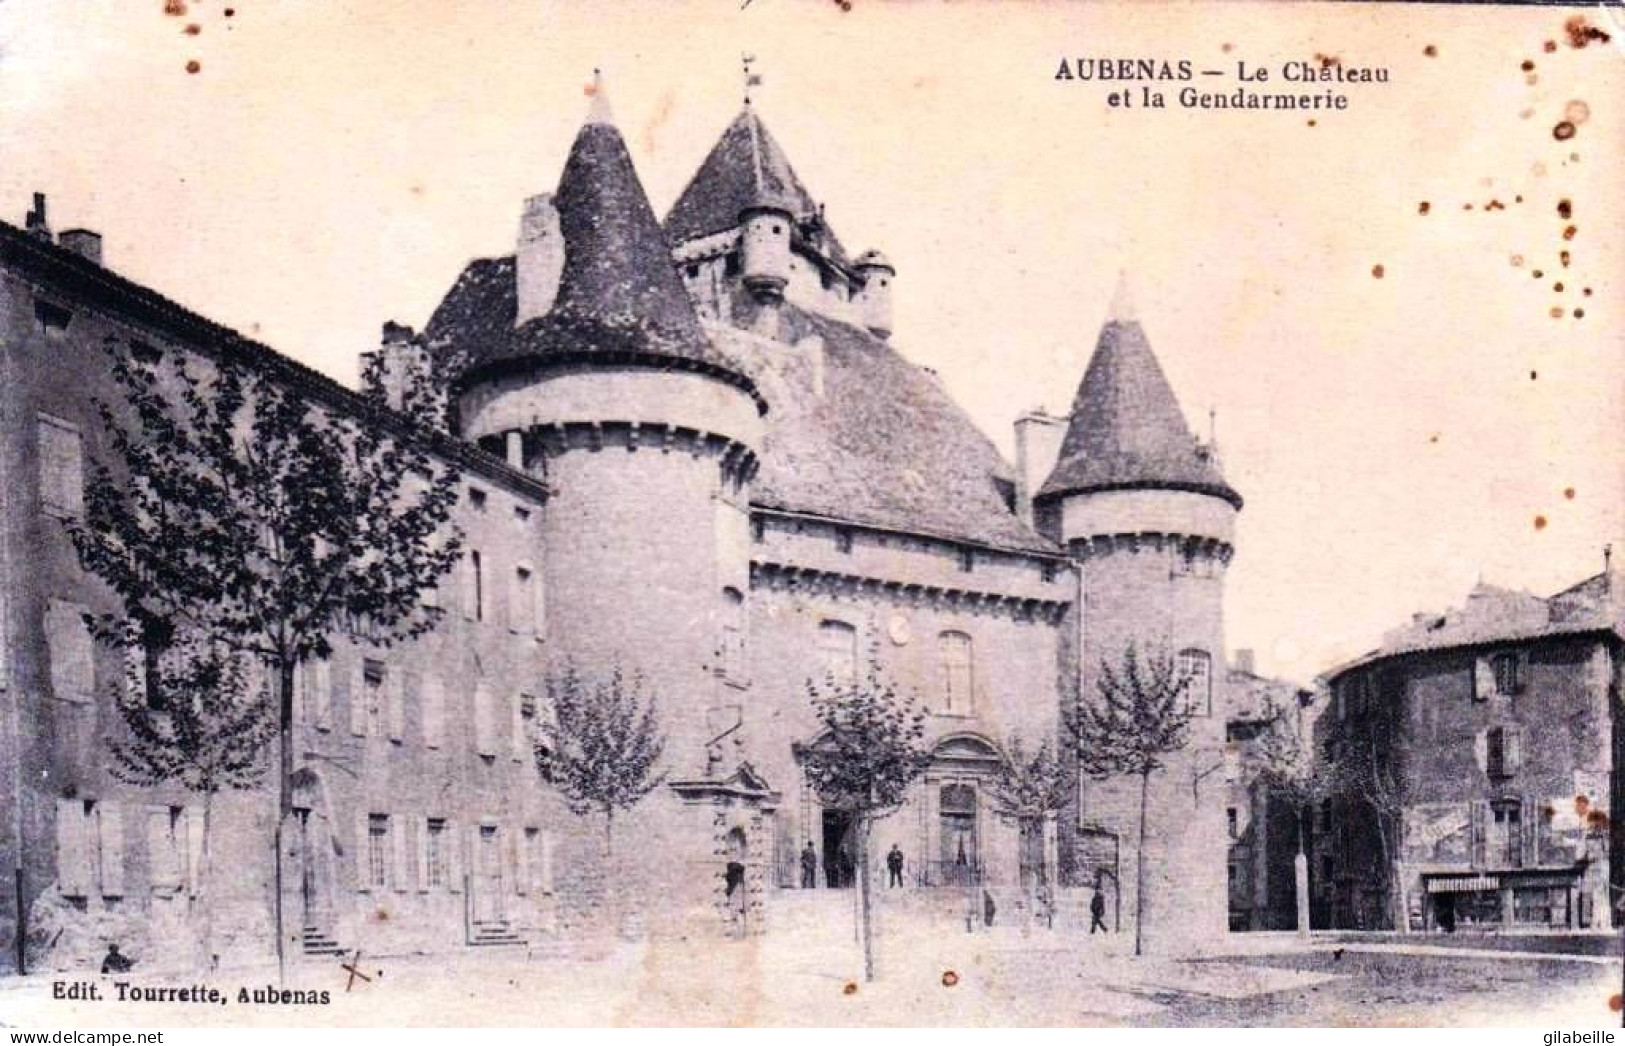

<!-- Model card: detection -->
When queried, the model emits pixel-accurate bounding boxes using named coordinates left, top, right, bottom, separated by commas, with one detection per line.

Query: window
left=38, top=414, right=84, bottom=518
left=363, top=660, right=385, bottom=737
left=957, top=547, right=975, bottom=573
left=1178, top=649, right=1212, bottom=717
left=468, top=487, right=488, bottom=511
left=1041, top=561, right=1059, bottom=583
left=297, top=659, right=333, bottom=731
left=817, top=620, right=857, bottom=690
left=750, top=517, right=765, bottom=544
left=939, top=631, right=974, bottom=715
left=467, top=550, right=484, bottom=622
left=1490, top=801, right=1523, bottom=867
left=425, top=818, right=447, bottom=888
left=1492, top=651, right=1525, bottom=696
left=46, top=599, right=94, bottom=703
left=686, top=263, right=701, bottom=280
left=513, top=691, right=534, bottom=761
left=1486, top=725, right=1521, bottom=779
left=1227, top=807, right=1239, bottom=840
left=720, top=588, right=746, bottom=684
left=724, top=252, right=741, bottom=278
left=367, top=814, right=389, bottom=890
left=834, top=528, right=853, bottom=555
left=515, top=505, right=531, bottom=523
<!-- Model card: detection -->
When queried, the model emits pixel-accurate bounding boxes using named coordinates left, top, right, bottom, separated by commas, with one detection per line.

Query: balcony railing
left=919, top=860, right=985, bottom=888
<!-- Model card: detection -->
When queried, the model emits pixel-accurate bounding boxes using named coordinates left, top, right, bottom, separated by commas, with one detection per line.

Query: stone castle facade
left=0, top=82, right=1248, bottom=971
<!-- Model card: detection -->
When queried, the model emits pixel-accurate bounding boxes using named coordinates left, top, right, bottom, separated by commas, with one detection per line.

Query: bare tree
left=106, top=623, right=277, bottom=965
left=1331, top=737, right=1408, bottom=932
left=1249, top=693, right=1333, bottom=935
left=989, top=733, right=1073, bottom=922
left=1066, top=643, right=1194, bottom=957
left=797, top=645, right=931, bottom=982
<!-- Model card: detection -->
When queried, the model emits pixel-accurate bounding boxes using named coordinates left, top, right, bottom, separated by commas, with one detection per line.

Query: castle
left=0, top=79, right=1245, bottom=971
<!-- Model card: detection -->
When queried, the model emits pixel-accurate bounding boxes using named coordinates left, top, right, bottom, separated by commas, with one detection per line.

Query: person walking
left=1090, top=884, right=1109, bottom=934
left=886, top=844, right=905, bottom=888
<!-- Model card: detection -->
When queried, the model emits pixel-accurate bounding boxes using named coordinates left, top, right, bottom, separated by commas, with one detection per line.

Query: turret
left=852, top=249, right=895, bottom=339
left=1039, top=273, right=1242, bottom=953
left=451, top=76, right=769, bottom=935
left=739, top=200, right=793, bottom=301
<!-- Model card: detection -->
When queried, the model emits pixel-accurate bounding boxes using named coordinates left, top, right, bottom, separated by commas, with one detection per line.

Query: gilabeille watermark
left=1545, top=1033, right=1616, bottom=1045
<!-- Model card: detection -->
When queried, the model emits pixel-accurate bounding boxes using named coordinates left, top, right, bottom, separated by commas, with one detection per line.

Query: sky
left=2, top=0, right=1621, bottom=684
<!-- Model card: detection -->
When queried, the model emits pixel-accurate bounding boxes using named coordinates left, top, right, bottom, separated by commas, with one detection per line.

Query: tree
left=532, top=661, right=668, bottom=856
left=1249, top=693, right=1332, bottom=936
left=106, top=623, right=278, bottom=965
left=797, top=645, right=931, bottom=982
left=65, top=337, right=463, bottom=978
left=1330, top=735, right=1408, bottom=933
left=1066, top=643, right=1194, bottom=957
left=989, top=732, right=1073, bottom=921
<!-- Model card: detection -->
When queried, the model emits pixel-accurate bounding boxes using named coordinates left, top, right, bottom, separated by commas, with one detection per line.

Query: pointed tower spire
left=584, top=67, right=614, bottom=127
left=1108, top=269, right=1138, bottom=325
left=1037, top=283, right=1240, bottom=508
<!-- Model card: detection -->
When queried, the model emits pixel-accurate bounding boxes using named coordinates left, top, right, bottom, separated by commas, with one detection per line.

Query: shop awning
left=1426, top=875, right=1499, bottom=893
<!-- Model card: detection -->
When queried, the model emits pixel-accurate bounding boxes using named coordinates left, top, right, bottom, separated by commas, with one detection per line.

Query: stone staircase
left=301, top=924, right=343, bottom=958
left=469, top=919, right=525, bottom=948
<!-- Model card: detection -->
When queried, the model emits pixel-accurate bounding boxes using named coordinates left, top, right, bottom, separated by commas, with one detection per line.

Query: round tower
left=852, top=249, right=895, bottom=339
left=739, top=201, right=793, bottom=301
left=1035, top=274, right=1242, bottom=953
left=453, top=81, right=771, bottom=937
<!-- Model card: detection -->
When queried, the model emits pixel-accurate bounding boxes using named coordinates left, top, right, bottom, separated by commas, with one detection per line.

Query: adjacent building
left=1314, top=572, right=1624, bottom=933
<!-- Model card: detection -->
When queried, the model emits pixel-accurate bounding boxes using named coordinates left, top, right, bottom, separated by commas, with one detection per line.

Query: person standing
left=800, top=840, right=818, bottom=889
left=886, top=844, right=905, bottom=888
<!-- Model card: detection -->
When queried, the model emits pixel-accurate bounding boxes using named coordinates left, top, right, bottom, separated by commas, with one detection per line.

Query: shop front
left=1422, top=868, right=1588, bottom=932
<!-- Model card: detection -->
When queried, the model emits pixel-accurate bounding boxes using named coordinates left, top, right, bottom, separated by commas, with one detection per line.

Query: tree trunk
left=1135, top=769, right=1150, bottom=957
left=1294, top=803, right=1310, bottom=939
left=857, top=815, right=875, bottom=982
left=199, top=792, right=216, bottom=971
left=273, top=656, right=295, bottom=983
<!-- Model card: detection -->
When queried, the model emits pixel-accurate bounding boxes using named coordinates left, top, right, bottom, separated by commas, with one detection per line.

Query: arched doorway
left=939, top=783, right=979, bottom=886
left=724, top=826, right=749, bottom=936
left=289, top=768, right=339, bottom=949
left=922, top=735, right=1001, bottom=888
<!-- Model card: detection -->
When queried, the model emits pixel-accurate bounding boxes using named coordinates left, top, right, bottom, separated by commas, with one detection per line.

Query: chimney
left=1233, top=649, right=1255, bottom=676
left=59, top=229, right=103, bottom=266
left=515, top=193, right=563, bottom=325
left=1012, top=411, right=1067, bottom=524
left=24, top=192, right=52, bottom=241
left=362, top=322, right=441, bottom=422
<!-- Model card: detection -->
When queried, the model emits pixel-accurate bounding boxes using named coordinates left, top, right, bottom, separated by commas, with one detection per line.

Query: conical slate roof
left=1038, top=284, right=1241, bottom=508
left=663, top=107, right=849, bottom=264
left=452, top=84, right=760, bottom=406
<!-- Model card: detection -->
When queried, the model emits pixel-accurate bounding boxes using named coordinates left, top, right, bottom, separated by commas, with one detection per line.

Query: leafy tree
left=533, top=661, right=668, bottom=855
left=1066, top=643, right=1194, bottom=956
left=107, top=623, right=277, bottom=965
left=797, top=643, right=931, bottom=982
left=989, top=733, right=1073, bottom=917
left=65, top=337, right=463, bottom=977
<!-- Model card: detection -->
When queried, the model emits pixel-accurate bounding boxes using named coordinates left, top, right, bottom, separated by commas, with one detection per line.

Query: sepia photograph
left=0, top=0, right=1621, bottom=1032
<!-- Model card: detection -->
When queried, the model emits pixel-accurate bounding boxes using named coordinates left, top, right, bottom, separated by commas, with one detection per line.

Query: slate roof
left=1038, top=286, right=1241, bottom=509
left=1322, top=574, right=1625, bottom=683
left=662, top=107, right=851, bottom=266
left=732, top=297, right=1055, bottom=553
left=441, top=97, right=760, bottom=406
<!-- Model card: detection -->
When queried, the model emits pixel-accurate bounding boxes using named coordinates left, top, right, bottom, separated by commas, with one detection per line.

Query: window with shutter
left=56, top=798, right=90, bottom=897
left=37, top=413, right=84, bottom=518
left=422, top=675, right=444, bottom=749
left=308, top=659, right=332, bottom=730
left=1492, top=651, right=1526, bottom=696
left=349, top=661, right=368, bottom=737
left=387, top=668, right=404, bottom=742
left=424, top=817, right=446, bottom=890
left=473, top=685, right=495, bottom=756
left=366, top=814, right=389, bottom=890
left=466, top=550, right=484, bottom=622
left=392, top=815, right=409, bottom=892
left=1178, top=649, right=1212, bottom=717
left=46, top=599, right=95, bottom=703
left=99, top=804, right=125, bottom=897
